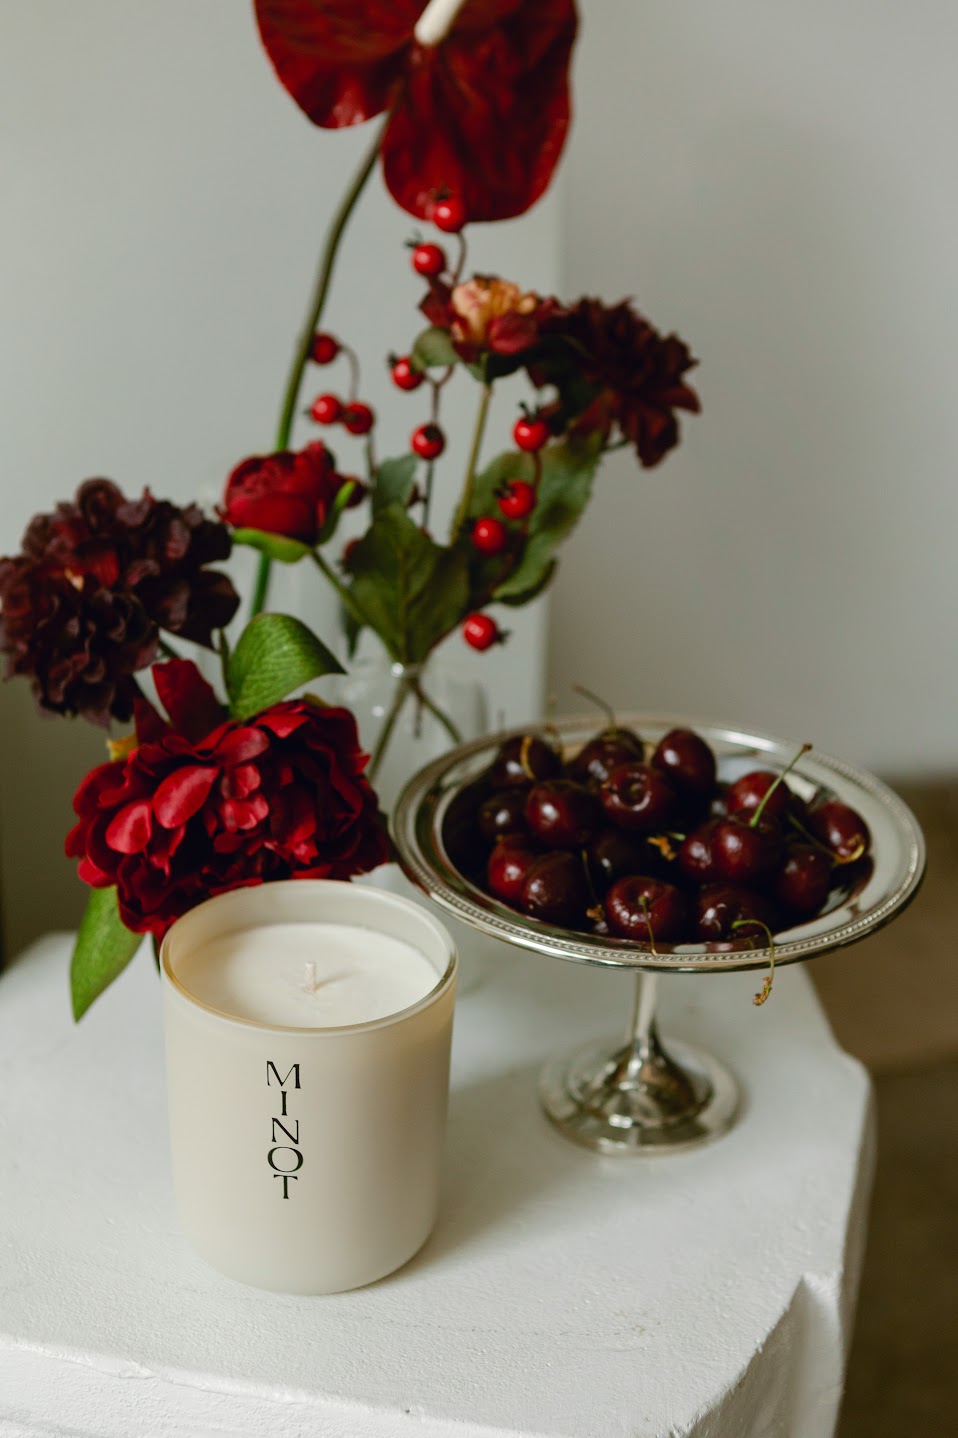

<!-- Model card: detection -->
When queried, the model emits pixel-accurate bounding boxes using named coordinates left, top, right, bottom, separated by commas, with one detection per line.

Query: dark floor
left=837, top=1058, right=958, bottom=1436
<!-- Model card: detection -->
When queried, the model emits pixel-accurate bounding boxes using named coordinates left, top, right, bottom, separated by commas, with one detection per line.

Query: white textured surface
left=0, top=934, right=873, bottom=1437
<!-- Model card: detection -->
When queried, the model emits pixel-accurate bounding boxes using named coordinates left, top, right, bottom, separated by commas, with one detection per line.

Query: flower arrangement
left=0, top=0, right=700, bottom=1018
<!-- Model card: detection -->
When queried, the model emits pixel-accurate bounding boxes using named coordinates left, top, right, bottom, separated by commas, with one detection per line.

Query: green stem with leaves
left=367, top=675, right=412, bottom=782
left=249, top=118, right=387, bottom=621
left=451, top=382, right=492, bottom=541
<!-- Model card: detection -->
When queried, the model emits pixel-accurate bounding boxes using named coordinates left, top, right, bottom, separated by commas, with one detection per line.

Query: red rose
left=65, top=660, right=389, bottom=937
left=254, top=0, right=577, bottom=223
left=223, top=442, right=346, bottom=545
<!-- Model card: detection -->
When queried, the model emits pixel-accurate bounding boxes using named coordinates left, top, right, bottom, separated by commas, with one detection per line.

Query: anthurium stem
left=452, top=382, right=492, bottom=540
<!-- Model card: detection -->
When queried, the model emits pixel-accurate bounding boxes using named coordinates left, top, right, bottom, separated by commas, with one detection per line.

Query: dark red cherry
left=604, top=876, right=690, bottom=943
left=488, top=734, right=561, bottom=789
left=568, top=686, right=644, bottom=786
left=486, top=838, right=538, bottom=906
left=651, top=728, right=717, bottom=800
left=806, top=802, right=870, bottom=864
left=773, top=844, right=833, bottom=916
left=524, top=780, right=600, bottom=850
left=696, top=884, right=779, bottom=942
left=711, top=816, right=784, bottom=884
left=678, top=820, right=722, bottom=883
left=477, top=790, right=529, bottom=844
left=725, top=770, right=793, bottom=823
left=521, top=851, right=591, bottom=926
left=587, top=829, right=672, bottom=891
left=600, top=762, right=678, bottom=833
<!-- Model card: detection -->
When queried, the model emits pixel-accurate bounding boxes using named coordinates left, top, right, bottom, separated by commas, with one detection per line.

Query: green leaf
left=70, top=887, right=141, bottom=1021
left=372, top=455, right=417, bottom=517
left=411, top=325, right=459, bottom=371
left=227, top=613, right=344, bottom=720
left=347, top=505, right=470, bottom=664
left=491, top=434, right=603, bottom=604
left=231, top=528, right=313, bottom=565
left=315, top=479, right=358, bottom=546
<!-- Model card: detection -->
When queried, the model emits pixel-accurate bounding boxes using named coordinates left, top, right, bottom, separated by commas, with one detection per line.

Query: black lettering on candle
left=271, top=1117, right=299, bottom=1145
left=274, top=1174, right=299, bottom=1199
left=268, top=1145, right=304, bottom=1174
left=266, top=1061, right=301, bottom=1090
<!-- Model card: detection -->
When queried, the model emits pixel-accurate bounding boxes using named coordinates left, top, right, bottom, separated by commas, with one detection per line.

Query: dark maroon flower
left=254, top=0, right=577, bottom=222
left=536, top=299, right=701, bottom=466
left=65, top=660, right=389, bottom=938
left=222, top=442, right=347, bottom=545
left=0, top=482, right=239, bottom=725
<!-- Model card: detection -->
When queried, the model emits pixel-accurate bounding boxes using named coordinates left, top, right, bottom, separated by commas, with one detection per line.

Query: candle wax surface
left=177, top=922, right=440, bottom=1028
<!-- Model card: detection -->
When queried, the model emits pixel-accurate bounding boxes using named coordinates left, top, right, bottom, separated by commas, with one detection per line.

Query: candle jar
left=160, top=880, right=457, bottom=1294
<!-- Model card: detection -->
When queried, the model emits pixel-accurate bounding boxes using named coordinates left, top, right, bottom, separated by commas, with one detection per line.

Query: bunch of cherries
left=464, top=699, right=871, bottom=949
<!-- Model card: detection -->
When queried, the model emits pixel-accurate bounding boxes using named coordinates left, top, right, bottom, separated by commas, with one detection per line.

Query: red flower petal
left=215, top=726, right=271, bottom=764
left=153, top=660, right=228, bottom=742
left=106, top=799, right=154, bottom=855
left=153, top=765, right=218, bottom=828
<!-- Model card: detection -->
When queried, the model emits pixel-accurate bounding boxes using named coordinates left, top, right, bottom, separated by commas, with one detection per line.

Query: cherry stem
left=750, top=742, right=812, bottom=829
left=786, top=809, right=836, bottom=861
left=342, top=344, right=361, bottom=403
left=572, top=684, right=617, bottom=730
left=732, top=918, right=777, bottom=1005
left=451, top=382, right=492, bottom=541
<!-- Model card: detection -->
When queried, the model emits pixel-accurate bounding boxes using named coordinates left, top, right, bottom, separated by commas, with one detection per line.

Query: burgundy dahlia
left=0, top=481, right=239, bottom=725
left=65, top=660, right=389, bottom=938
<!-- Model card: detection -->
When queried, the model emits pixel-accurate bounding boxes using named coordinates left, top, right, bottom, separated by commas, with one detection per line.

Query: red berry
left=472, top=517, right=507, bottom=555
left=391, top=356, right=424, bottom=392
left=411, top=423, right=446, bottom=460
left=343, top=402, right=374, bottom=436
left=432, top=196, right=466, bottom=233
left=498, top=480, right=536, bottom=520
left=310, top=393, right=342, bottom=425
left=411, top=242, right=447, bottom=277
left=463, top=613, right=499, bottom=651
left=513, top=415, right=549, bottom=452
left=309, top=332, right=340, bottom=365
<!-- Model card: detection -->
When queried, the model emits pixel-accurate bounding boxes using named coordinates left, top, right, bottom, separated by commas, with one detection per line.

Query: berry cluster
left=461, top=708, right=871, bottom=947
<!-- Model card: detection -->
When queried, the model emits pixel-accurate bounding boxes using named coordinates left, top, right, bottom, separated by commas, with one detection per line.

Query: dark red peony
left=0, top=481, right=239, bottom=725
left=537, top=299, right=701, bottom=467
left=254, top=0, right=577, bottom=223
left=222, top=442, right=348, bottom=545
left=65, top=660, right=389, bottom=938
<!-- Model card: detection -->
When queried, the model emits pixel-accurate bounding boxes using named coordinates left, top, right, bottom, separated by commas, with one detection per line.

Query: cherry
left=604, top=876, right=690, bottom=943
left=309, top=393, right=343, bottom=424
left=652, top=728, right=717, bottom=801
left=525, top=780, right=600, bottom=850
left=309, top=332, right=340, bottom=365
left=773, top=843, right=833, bottom=916
left=513, top=415, right=549, bottom=452
left=710, top=815, right=784, bottom=884
left=471, top=517, right=508, bottom=555
left=411, top=242, right=447, bottom=277
left=600, top=762, right=678, bottom=833
left=806, top=801, right=870, bottom=864
left=567, top=686, right=644, bottom=787
left=411, top=423, right=446, bottom=460
left=521, top=851, right=591, bottom=927
left=696, top=884, right=779, bottom=942
left=678, top=820, right=722, bottom=884
left=477, top=790, right=528, bottom=844
left=390, top=356, right=424, bottom=391
left=488, top=734, right=561, bottom=789
left=587, top=829, right=674, bottom=892
left=432, top=196, right=467, bottom=233
left=726, top=770, right=793, bottom=823
left=343, top=401, right=375, bottom=435
left=498, top=480, right=536, bottom=520
left=462, top=613, right=500, bottom=651
left=487, top=838, right=539, bottom=906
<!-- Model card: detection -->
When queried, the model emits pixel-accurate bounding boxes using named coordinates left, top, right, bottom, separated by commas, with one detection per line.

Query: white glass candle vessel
left=160, top=880, right=457, bottom=1294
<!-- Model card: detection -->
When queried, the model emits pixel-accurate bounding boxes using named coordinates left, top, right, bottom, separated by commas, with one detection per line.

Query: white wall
left=0, top=2, right=557, bottom=955
left=550, top=0, right=958, bottom=777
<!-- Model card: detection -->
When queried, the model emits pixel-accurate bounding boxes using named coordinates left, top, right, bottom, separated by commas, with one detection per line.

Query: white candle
left=161, top=881, right=457, bottom=1295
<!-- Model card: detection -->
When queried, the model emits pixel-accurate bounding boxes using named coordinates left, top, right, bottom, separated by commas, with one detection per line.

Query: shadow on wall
left=0, top=681, right=106, bottom=960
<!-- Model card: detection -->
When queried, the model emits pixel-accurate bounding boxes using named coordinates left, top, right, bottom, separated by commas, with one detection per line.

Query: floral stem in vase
left=451, top=382, right=492, bottom=540
left=409, top=672, right=463, bottom=747
left=367, top=674, right=414, bottom=783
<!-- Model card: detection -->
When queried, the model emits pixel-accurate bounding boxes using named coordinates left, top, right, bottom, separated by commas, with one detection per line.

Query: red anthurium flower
left=254, top=0, right=578, bottom=222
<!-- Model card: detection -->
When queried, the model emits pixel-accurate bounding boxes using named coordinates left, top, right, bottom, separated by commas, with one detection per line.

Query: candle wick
left=303, top=961, right=318, bottom=993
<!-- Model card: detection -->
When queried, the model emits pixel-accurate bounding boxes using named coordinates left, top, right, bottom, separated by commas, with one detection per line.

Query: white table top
left=0, top=932, right=872, bottom=1438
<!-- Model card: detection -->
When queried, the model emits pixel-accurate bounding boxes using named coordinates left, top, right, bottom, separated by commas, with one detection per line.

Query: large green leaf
left=227, top=613, right=344, bottom=720
left=70, top=886, right=142, bottom=1021
left=372, top=455, right=418, bottom=517
left=347, top=505, right=470, bottom=664
left=230, top=528, right=313, bottom=565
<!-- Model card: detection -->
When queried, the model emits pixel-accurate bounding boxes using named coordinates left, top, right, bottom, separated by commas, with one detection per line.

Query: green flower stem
left=410, top=673, right=463, bottom=746
left=451, top=382, right=492, bottom=541
left=251, top=117, right=387, bottom=623
left=367, top=675, right=412, bottom=783
left=309, top=549, right=380, bottom=638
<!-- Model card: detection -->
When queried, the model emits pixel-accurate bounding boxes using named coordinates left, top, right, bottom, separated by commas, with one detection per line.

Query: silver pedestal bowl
left=391, top=715, right=925, bottom=1155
